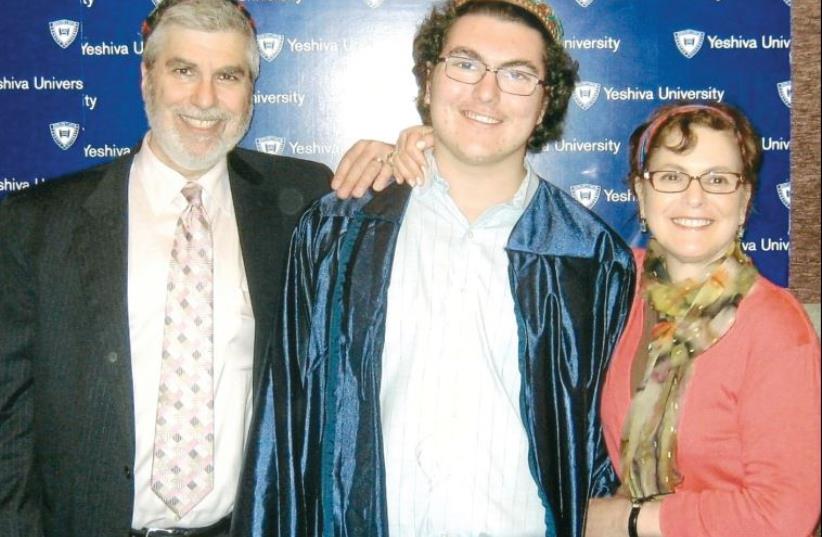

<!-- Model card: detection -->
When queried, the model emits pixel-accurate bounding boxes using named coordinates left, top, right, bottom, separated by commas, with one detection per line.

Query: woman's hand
left=585, top=497, right=632, bottom=537
left=586, top=497, right=663, bottom=537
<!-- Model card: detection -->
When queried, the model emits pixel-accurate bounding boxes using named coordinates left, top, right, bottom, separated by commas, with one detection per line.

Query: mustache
left=173, top=106, right=232, bottom=122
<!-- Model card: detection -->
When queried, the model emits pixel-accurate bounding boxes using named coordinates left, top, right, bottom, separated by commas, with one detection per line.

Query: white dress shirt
left=127, top=135, right=255, bottom=528
left=380, top=154, right=545, bottom=537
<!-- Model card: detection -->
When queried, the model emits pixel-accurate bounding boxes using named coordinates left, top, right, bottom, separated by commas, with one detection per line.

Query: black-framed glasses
left=643, top=170, right=746, bottom=194
left=437, top=56, right=546, bottom=96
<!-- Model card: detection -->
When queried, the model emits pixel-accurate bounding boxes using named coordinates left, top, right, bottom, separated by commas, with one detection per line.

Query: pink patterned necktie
left=151, top=182, right=214, bottom=518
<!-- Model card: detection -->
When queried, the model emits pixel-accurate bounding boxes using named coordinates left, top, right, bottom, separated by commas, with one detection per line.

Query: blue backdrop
left=0, top=0, right=793, bottom=284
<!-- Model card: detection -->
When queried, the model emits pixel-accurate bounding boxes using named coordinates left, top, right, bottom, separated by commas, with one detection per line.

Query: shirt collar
left=418, top=149, right=538, bottom=211
left=133, top=132, right=232, bottom=218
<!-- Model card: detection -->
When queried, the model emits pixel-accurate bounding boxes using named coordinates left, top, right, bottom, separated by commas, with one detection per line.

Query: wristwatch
left=628, top=498, right=644, bottom=537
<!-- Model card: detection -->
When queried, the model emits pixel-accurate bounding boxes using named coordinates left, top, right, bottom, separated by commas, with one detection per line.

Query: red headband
left=636, top=104, right=735, bottom=169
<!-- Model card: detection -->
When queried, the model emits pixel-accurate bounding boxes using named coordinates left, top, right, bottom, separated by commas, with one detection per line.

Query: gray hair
left=142, top=0, right=260, bottom=80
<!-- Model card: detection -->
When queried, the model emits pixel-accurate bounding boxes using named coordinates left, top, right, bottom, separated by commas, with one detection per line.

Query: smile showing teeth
left=463, top=110, right=501, bottom=125
left=180, top=116, right=220, bottom=129
left=672, top=217, right=712, bottom=228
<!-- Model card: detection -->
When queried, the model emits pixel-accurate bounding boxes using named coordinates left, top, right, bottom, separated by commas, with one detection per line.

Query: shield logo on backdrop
left=49, top=122, right=80, bottom=150
left=782, top=0, right=791, bottom=5
left=573, top=81, right=601, bottom=110
left=575, top=0, right=595, bottom=7
left=364, top=0, right=385, bottom=7
left=673, top=29, right=705, bottom=59
left=256, top=136, right=286, bottom=155
left=777, top=81, right=792, bottom=108
left=49, top=20, right=80, bottom=49
left=570, top=184, right=602, bottom=209
left=257, top=34, right=284, bottom=62
left=777, top=182, right=791, bottom=209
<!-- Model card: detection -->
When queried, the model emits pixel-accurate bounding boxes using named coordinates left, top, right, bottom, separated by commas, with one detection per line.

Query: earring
left=737, top=226, right=745, bottom=240
left=640, top=218, right=648, bottom=233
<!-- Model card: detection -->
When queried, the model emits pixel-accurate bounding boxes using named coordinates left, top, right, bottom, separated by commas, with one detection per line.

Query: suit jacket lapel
left=227, top=153, right=282, bottom=389
left=75, top=153, right=136, bottom=443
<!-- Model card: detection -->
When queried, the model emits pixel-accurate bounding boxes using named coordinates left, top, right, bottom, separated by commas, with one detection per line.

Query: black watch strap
left=628, top=500, right=643, bottom=537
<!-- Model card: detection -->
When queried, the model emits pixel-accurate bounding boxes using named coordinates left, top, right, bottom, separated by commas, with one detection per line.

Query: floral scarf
left=618, top=239, right=758, bottom=499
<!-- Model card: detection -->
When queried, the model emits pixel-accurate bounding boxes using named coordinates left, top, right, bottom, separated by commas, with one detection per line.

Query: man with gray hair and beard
left=0, top=1, right=333, bottom=535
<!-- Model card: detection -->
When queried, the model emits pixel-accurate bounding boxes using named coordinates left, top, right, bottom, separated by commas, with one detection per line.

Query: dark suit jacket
left=0, top=146, right=331, bottom=537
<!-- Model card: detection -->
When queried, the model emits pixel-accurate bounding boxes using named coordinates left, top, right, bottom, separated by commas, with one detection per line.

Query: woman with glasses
left=587, top=102, right=820, bottom=537
left=338, top=101, right=821, bottom=536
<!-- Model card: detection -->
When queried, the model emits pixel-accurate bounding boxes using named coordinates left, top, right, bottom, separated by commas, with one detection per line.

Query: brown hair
left=628, top=101, right=762, bottom=201
left=411, top=0, right=578, bottom=151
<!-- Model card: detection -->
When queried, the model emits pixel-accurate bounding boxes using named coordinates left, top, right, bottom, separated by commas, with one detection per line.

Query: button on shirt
left=127, top=136, right=255, bottom=528
left=380, top=155, right=545, bottom=536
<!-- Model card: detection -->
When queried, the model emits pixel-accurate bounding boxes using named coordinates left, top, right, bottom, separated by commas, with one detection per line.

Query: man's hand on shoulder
left=332, top=126, right=434, bottom=199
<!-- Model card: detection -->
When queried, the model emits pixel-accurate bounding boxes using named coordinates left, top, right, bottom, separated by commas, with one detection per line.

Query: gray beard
left=143, top=82, right=252, bottom=174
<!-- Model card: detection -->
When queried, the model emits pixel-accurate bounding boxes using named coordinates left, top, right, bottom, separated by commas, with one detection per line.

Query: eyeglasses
left=643, top=170, right=746, bottom=194
left=437, top=56, right=546, bottom=96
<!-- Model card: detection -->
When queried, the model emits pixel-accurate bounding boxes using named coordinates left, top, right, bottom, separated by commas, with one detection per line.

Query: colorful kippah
left=454, top=0, right=565, bottom=45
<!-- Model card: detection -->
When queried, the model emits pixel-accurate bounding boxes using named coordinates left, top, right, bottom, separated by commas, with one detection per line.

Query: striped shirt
left=380, top=154, right=545, bottom=536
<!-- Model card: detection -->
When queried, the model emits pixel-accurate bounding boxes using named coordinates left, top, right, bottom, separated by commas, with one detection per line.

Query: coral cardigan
left=601, top=249, right=821, bottom=537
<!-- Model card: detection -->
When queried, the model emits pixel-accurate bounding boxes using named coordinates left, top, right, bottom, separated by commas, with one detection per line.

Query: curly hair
left=628, top=101, right=763, bottom=204
left=412, top=0, right=578, bottom=152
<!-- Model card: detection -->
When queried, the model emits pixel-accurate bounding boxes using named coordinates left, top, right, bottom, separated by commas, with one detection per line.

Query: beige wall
left=790, top=0, right=820, bottom=303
